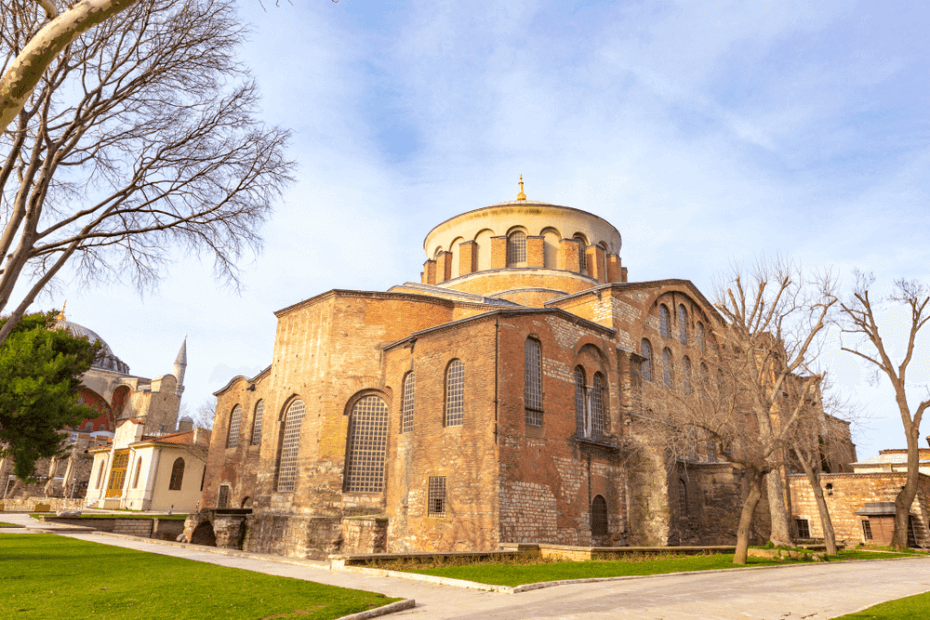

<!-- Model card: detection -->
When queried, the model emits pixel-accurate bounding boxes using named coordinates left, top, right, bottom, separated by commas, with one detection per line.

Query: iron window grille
left=445, top=360, right=465, bottom=426
left=508, top=231, right=527, bottom=265
left=659, top=305, right=671, bottom=338
left=401, top=373, right=415, bottom=433
left=226, top=405, right=242, bottom=449
left=525, top=339, right=543, bottom=425
left=276, top=399, right=306, bottom=492
left=428, top=476, right=446, bottom=517
left=575, top=236, right=587, bottom=271
left=862, top=519, right=872, bottom=541
left=574, top=367, right=587, bottom=436
left=251, top=400, right=264, bottom=446
left=590, top=373, right=606, bottom=437
left=168, top=458, right=185, bottom=490
left=218, top=484, right=230, bottom=509
left=795, top=519, right=811, bottom=539
left=344, top=395, right=389, bottom=493
left=640, top=339, right=653, bottom=381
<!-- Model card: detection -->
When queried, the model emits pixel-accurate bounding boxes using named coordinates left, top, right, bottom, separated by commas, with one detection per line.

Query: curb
left=334, top=599, right=416, bottom=620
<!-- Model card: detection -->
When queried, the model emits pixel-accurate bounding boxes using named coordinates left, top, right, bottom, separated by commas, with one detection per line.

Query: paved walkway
left=2, top=513, right=929, bottom=619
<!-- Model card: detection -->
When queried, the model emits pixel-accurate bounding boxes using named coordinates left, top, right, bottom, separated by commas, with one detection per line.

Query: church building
left=200, top=180, right=856, bottom=558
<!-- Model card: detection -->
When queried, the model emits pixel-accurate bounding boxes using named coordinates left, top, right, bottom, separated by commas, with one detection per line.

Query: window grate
left=251, top=400, right=264, bottom=446
left=169, top=458, right=185, bottom=490
left=445, top=360, right=464, bottom=426
left=218, top=484, right=230, bottom=509
left=862, top=519, right=872, bottom=541
left=227, top=405, right=242, bottom=449
left=678, top=304, right=689, bottom=344
left=591, top=495, right=608, bottom=536
left=276, top=400, right=306, bottom=492
left=640, top=339, right=653, bottom=381
left=525, top=339, right=543, bottom=425
left=428, top=476, right=446, bottom=517
left=659, top=305, right=671, bottom=338
left=401, top=373, right=415, bottom=433
left=663, top=348, right=674, bottom=387
left=796, top=518, right=811, bottom=539
left=591, top=373, right=606, bottom=436
left=574, top=367, right=586, bottom=436
left=575, top=236, right=587, bottom=271
left=344, top=396, right=389, bottom=493
left=508, top=232, right=527, bottom=264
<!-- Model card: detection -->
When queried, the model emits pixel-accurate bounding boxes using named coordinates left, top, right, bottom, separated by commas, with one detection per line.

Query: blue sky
left=32, top=0, right=930, bottom=458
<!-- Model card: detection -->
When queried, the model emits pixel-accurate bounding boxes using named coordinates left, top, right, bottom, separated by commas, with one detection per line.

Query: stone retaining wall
left=40, top=516, right=184, bottom=540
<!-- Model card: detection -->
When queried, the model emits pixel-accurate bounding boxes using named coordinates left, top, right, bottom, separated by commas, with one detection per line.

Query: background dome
left=56, top=320, right=130, bottom=374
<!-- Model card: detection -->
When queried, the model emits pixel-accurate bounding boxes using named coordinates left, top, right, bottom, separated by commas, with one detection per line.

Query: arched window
left=591, top=495, right=608, bottom=536
left=574, top=367, right=586, bottom=436
left=696, top=322, right=705, bottom=353
left=574, top=235, right=588, bottom=271
left=276, top=399, right=306, bottom=492
left=401, top=372, right=415, bottom=433
left=95, top=458, right=107, bottom=489
left=344, top=395, right=389, bottom=493
left=678, top=479, right=688, bottom=516
left=226, top=405, right=242, bottom=449
left=663, top=348, right=674, bottom=387
left=682, top=356, right=692, bottom=394
left=445, top=360, right=464, bottom=426
left=525, top=339, right=543, bottom=425
left=640, top=339, right=653, bottom=381
left=251, top=400, right=264, bottom=446
left=507, top=231, right=526, bottom=265
left=678, top=304, right=688, bottom=344
left=168, top=458, right=185, bottom=490
left=659, top=305, right=671, bottom=338
left=591, top=373, right=606, bottom=437
left=132, top=457, right=142, bottom=489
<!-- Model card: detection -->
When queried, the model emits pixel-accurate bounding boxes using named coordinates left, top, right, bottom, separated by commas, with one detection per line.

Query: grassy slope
left=0, top=534, right=398, bottom=620
left=830, top=591, right=930, bottom=619
left=401, top=551, right=917, bottom=586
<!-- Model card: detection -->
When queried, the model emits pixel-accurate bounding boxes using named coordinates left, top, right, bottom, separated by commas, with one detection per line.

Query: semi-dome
left=55, top=310, right=130, bottom=375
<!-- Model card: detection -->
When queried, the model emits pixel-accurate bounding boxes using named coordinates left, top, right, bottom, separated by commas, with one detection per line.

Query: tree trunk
left=893, top=421, right=921, bottom=550
left=766, top=469, right=793, bottom=547
left=735, top=471, right=764, bottom=565
left=794, top=445, right=838, bottom=555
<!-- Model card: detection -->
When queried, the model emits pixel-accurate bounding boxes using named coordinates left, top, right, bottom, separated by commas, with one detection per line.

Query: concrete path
left=2, top=513, right=929, bottom=619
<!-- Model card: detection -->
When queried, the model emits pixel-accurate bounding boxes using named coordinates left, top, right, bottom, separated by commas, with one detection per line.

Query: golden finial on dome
left=55, top=300, right=67, bottom=321
left=516, top=174, right=526, bottom=201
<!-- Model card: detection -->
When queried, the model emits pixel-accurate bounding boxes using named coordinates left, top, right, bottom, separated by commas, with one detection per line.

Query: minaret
left=173, top=336, right=187, bottom=396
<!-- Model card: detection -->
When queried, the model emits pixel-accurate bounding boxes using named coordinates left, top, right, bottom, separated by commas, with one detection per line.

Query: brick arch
left=639, top=288, right=713, bottom=339
left=573, top=337, right=612, bottom=369
left=343, top=388, right=392, bottom=417
left=277, top=394, right=303, bottom=421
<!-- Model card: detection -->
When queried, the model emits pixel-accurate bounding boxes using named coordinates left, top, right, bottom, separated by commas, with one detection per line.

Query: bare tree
left=0, top=0, right=293, bottom=342
left=646, top=258, right=837, bottom=564
left=190, top=396, right=217, bottom=430
left=839, top=272, right=930, bottom=551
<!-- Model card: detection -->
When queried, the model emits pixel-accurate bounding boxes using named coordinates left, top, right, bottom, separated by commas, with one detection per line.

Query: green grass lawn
left=396, top=550, right=919, bottom=587
left=0, top=523, right=20, bottom=527
left=0, top=534, right=399, bottom=619
left=830, top=590, right=930, bottom=619
left=34, top=514, right=188, bottom=520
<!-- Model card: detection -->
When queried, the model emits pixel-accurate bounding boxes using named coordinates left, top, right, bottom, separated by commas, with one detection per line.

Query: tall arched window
left=132, top=456, right=143, bottom=489
left=251, top=400, right=264, bottom=446
left=659, top=305, right=671, bottom=338
left=591, top=495, right=608, bottom=536
left=276, top=399, right=306, bottom=492
left=344, top=395, right=389, bottom=493
left=663, top=348, right=674, bottom=387
left=226, top=405, right=242, bottom=449
left=696, top=322, right=705, bottom=353
left=445, top=360, right=464, bottom=426
left=574, top=235, right=588, bottom=271
left=507, top=231, right=526, bottom=265
left=95, top=457, right=107, bottom=489
left=401, top=372, right=415, bottom=433
left=682, top=356, right=692, bottom=394
left=168, top=458, right=185, bottom=490
left=640, top=339, right=653, bottom=382
left=591, top=373, right=606, bottom=437
left=525, top=339, right=543, bottom=425
left=678, top=304, right=688, bottom=344
left=574, top=367, right=587, bottom=436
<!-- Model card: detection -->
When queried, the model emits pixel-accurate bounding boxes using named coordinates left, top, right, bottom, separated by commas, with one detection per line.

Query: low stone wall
left=243, top=514, right=343, bottom=559
left=342, top=516, right=388, bottom=554
left=40, top=516, right=184, bottom=540
left=334, top=550, right=520, bottom=568
left=0, top=498, right=83, bottom=512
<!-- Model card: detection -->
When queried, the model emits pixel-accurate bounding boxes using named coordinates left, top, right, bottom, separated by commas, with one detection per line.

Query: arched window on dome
left=574, top=234, right=588, bottom=272
left=168, top=458, right=185, bottom=490
left=663, top=347, right=674, bottom=387
left=678, top=304, right=688, bottom=344
left=507, top=231, right=527, bottom=266
left=659, top=305, right=671, bottom=338
left=640, top=339, right=653, bottom=382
